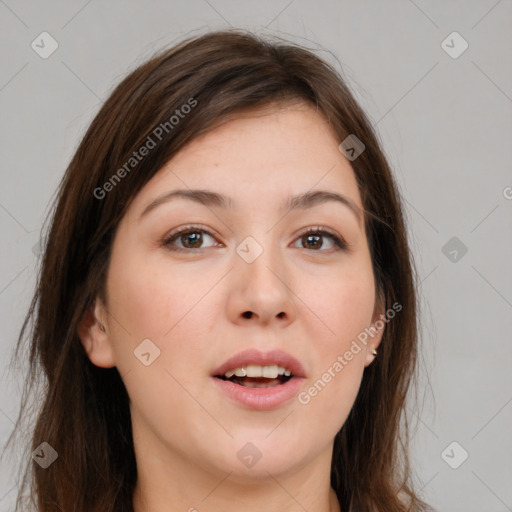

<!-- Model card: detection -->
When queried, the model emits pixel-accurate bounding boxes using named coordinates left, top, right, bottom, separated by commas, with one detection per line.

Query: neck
left=133, top=479, right=341, bottom=512
left=132, top=440, right=340, bottom=512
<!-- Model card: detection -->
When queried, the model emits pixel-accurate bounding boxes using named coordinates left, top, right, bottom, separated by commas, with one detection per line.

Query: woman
left=6, top=29, right=433, bottom=511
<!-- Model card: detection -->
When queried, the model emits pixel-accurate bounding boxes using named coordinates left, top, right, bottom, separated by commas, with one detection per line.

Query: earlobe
left=364, top=299, right=386, bottom=367
left=77, top=299, right=116, bottom=368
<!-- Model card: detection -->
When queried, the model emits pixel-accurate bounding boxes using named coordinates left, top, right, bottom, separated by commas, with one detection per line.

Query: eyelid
left=296, top=225, right=339, bottom=239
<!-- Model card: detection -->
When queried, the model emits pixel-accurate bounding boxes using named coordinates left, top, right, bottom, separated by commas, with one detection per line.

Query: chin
left=199, top=430, right=315, bottom=481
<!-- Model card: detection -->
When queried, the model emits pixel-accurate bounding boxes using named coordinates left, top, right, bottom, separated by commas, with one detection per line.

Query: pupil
left=183, top=232, right=202, bottom=248
left=305, top=234, right=321, bottom=249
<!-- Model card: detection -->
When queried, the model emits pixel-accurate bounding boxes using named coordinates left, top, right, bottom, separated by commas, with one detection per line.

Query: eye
left=292, top=226, right=347, bottom=252
left=163, top=225, right=220, bottom=252
left=162, top=225, right=348, bottom=253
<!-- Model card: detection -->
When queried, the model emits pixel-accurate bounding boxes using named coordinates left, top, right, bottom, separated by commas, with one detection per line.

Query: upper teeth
left=224, top=365, right=292, bottom=379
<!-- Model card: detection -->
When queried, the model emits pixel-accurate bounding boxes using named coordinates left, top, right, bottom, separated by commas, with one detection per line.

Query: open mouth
left=215, top=365, right=294, bottom=388
left=211, top=352, right=305, bottom=409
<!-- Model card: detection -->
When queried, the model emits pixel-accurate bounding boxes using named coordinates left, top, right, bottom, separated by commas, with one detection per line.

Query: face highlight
left=80, top=101, right=384, bottom=502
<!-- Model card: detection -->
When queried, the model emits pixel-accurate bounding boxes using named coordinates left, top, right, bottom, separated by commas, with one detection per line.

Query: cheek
left=298, top=356, right=364, bottom=443
left=106, top=247, right=207, bottom=338
left=299, top=259, right=376, bottom=348
left=105, top=248, right=222, bottom=379
left=293, top=261, right=374, bottom=426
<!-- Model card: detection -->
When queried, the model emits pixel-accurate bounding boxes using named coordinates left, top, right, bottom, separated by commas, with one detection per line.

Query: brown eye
left=302, top=233, right=323, bottom=250
left=179, top=231, right=203, bottom=248
left=163, top=227, right=218, bottom=252
left=294, top=228, right=347, bottom=252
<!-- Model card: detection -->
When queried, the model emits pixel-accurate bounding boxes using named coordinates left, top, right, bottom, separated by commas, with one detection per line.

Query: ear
left=364, top=295, right=386, bottom=368
left=77, top=297, right=116, bottom=368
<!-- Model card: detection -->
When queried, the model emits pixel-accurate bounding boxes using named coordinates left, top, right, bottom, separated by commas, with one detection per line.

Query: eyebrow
left=139, top=189, right=363, bottom=225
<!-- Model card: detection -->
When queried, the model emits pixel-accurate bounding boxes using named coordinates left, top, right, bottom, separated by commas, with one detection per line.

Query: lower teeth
left=231, top=376, right=289, bottom=388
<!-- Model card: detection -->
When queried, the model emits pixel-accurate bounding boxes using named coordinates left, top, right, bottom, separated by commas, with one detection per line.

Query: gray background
left=1, top=1, right=511, bottom=511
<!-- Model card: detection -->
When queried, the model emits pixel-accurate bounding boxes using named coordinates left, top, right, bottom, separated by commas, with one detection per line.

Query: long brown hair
left=4, top=29, right=433, bottom=511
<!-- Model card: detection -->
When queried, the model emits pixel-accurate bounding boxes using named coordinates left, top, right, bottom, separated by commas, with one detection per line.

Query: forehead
left=130, top=102, right=364, bottom=217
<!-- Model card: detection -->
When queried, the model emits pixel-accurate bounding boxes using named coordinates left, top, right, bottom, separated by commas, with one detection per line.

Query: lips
left=211, top=349, right=306, bottom=410
left=212, top=349, right=306, bottom=379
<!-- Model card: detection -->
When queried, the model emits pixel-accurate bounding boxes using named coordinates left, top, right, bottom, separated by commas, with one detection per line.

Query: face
left=79, top=101, right=384, bottom=483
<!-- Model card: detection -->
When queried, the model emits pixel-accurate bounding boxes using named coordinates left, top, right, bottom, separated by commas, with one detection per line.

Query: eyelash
left=162, top=224, right=348, bottom=253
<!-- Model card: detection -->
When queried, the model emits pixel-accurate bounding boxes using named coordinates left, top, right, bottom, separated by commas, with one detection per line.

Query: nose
left=226, top=240, right=297, bottom=327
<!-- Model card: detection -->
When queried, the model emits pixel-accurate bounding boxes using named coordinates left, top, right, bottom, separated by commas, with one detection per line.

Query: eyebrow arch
left=139, top=190, right=233, bottom=220
left=139, top=188, right=363, bottom=225
left=284, top=190, right=363, bottom=226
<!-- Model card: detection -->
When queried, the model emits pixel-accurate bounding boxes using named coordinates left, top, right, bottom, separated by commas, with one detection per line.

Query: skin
left=78, top=101, right=384, bottom=512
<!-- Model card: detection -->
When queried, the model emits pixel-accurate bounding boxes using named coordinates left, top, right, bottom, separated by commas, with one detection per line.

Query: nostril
left=242, top=311, right=253, bottom=319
